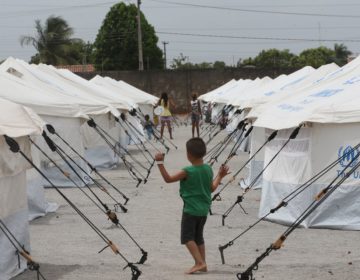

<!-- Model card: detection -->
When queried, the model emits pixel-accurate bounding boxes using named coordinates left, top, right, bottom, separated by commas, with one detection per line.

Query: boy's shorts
left=181, top=212, right=207, bottom=245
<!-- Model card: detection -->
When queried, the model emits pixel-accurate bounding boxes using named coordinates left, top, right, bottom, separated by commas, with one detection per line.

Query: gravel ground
left=13, top=125, right=360, bottom=280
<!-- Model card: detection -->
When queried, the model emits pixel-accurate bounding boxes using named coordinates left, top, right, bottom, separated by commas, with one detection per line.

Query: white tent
left=0, top=57, right=115, bottom=219
left=253, top=57, right=360, bottom=229
left=242, top=65, right=338, bottom=189
left=211, top=77, right=273, bottom=106
left=32, top=63, right=137, bottom=167
left=232, top=66, right=315, bottom=109
left=90, top=75, right=158, bottom=120
left=247, top=63, right=339, bottom=119
left=0, top=58, right=121, bottom=173
left=198, top=79, right=246, bottom=123
left=0, top=97, right=43, bottom=280
left=198, top=79, right=237, bottom=102
left=104, top=77, right=158, bottom=105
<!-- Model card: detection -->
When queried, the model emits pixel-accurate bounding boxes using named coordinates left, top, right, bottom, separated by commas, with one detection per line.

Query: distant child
left=155, top=138, right=229, bottom=274
left=190, top=93, right=202, bottom=138
left=219, top=108, right=228, bottom=129
left=143, top=114, right=154, bottom=140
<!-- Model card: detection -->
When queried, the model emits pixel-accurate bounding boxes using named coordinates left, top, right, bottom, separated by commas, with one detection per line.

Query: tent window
left=265, top=128, right=310, bottom=154
left=6, top=67, right=23, bottom=78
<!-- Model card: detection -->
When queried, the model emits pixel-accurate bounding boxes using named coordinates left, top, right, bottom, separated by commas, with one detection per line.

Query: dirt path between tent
left=14, top=125, right=360, bottom=280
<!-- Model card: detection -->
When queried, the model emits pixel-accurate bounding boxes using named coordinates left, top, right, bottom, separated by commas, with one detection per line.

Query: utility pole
left=162, top=41, right=169, bottom=69
left=137, top=0, right=144, bottom=71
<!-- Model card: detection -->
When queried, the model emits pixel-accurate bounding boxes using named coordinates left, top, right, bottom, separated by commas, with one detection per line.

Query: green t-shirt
left=180, top=164, right=213, bottom=216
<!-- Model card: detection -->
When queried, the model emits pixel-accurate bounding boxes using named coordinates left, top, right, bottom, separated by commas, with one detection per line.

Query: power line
left=157, top=31, right=360, bottom=43
left=0, top=1, right=117, bottom=19
left=4, top=24, right=360, bottom=32
left=148, top=0, right=360, bottom=18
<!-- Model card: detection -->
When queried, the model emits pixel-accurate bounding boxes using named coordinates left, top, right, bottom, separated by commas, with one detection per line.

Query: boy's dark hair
left=186, top=138, right=206, bottom=158
left=144, top=114, right=150, bottom=121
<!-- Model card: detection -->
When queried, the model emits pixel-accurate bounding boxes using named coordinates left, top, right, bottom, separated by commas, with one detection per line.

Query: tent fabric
left=30, top=115, right=92, bottom=188
left=236, top=64, right=337, bottom=191
left=0, top=98, right=43, bottom=138
left=0, top=57, right=125, bottom=176
left=0, top=98, right=43, bottom=280
left=240, top=127, right=266, bottom=189
left=259, top=124, right=360, bottom=229
left=36, top=64, right=134, bottom=112
left=81, top=114, right=122, bottom=169
left=232, top=66, right=315, bottom=109
left=211, top=77, right=273, bottom=105
left=253, top=57, right=360, bottom=130
left=0, top=190, right=29, bottom=280
left=115, top=79, right=153, bottom=104
left=92, top=75, right=158, bottom=106
left=0, top=58, right=108, bottom=118
left=247, top=63, right=339, bottom=120
left=27, top=62, right=132, bottom=168
left=113, top=78, right=159, bottom=105
left=206, top=79, right=253, bottom=104
left=0, top=72, right=87, bottom=118
left=198, top=79, right=237, bottom=102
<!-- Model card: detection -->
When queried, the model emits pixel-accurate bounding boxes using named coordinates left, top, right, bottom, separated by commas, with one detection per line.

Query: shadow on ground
left=13, top=263, right=81, bottom=280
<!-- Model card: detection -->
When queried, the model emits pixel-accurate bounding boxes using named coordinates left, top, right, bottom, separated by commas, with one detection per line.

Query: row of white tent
left=0, top=57, right=158, bottom=279
left=200, top=57, right=360, bottom=230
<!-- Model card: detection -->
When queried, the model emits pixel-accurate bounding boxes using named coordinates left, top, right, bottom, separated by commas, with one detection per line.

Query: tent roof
left=248, top=63, right=339, bottom=119
left=0, top=57, right=117, bottom=117
left=198, top=79, right=237, bottom=102
left=91, top=76, right=158, bottom=106
left=232, top=66, right=315, bottom=108
left=254, top=56, right=360, bottom=130
left=36, top=64, right=135, bottom=111
left=0, top=97, right=43, bottom=137
left=211, top=77, right=274, bottom=104
left=107, top=77, right=159, bottom=105
left=0, top=71, right=88, bottom=119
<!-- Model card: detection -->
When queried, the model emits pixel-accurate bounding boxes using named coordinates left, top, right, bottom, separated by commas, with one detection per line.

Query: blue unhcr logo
left=338, top=145, right=359, bottom=168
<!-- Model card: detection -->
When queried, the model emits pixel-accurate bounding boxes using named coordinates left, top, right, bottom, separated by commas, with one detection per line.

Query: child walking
left=143, top=114, right=154, bottom=140
left=155, top=138, right=229, bottom=274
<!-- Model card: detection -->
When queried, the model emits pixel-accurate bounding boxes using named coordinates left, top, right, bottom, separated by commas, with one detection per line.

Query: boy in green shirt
left=155, top=138, right=229, bottom=274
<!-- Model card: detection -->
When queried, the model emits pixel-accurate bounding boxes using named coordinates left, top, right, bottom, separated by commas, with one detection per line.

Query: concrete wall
left=78, top=68, right=298, bottom=113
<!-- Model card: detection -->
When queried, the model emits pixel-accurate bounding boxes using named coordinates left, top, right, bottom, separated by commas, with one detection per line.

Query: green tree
left=20, top=16, right=80, bottom=65
left=239, top=49, right=295, bottom=69
left=170, top=53, right=192, bottom=69
left=213, top=61, right=226, bottom=69
left=334, top=43, right=352, bottom=66
left=66, top=40, right=94, bottom=65
left=93, top=3, right=163, bottom=70
left=170, top=54, right=227, bottom=70
left=297, top=46, right=335, bottom=68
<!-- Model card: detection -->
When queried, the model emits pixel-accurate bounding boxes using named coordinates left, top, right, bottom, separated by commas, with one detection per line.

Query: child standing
left=143, top=114, right=154, bottom=140
left=155, top=138, right=229, bottom=274
left=190, top=94, right=202, bottom=138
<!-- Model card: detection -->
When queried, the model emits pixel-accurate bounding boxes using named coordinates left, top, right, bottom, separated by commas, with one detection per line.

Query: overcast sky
left=1, top=0, right=360, bottom=67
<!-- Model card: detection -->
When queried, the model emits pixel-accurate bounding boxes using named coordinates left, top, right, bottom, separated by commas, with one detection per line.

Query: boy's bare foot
left=185, top=263, right=207, bottom=274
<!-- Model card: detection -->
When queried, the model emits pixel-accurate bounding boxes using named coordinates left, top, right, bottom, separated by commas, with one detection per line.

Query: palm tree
left=334, top=43, right=352, bottom=66
left=20, top=16, right=77, bottom=65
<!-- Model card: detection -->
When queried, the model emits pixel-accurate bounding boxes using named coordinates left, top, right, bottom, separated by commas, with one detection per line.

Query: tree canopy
left=20, top=15, right=84, bottom=65
left=170, top=53, right=227, bottom=69
left=93, top=3, right=163, bottom=71
left=239, top=44, right=352, bottom=69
